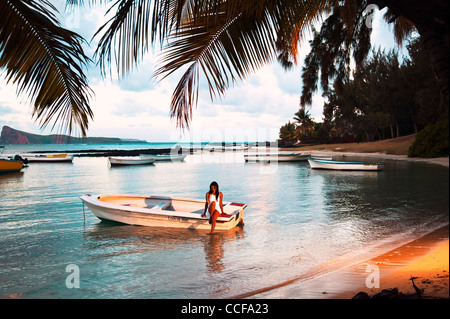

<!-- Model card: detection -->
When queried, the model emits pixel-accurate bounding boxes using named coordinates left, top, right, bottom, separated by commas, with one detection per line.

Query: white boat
left=109, top=156, right=155, bottom=166
left=80, top=194, right=246, bottom=231
left=244, top=152, right=310, bottom=163
left=22, top=153, right=74, bottom=163
left=139, top=153, right=187, bottom=162
left=308, top=158, right=385, bottom=171
left=310, top=154, right=333, bottom=160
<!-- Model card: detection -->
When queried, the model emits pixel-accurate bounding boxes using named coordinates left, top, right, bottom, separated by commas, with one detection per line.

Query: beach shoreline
left=279, top=148, right=449, bottom=168
left=306, top=150, right=449, bottom=168
left=280, top=133, right=449, bottom=168
left=285, top=137, right=448, bottom=298
left=334, top=224, right=449, bottom=299
left=291, top=145, right=448, bottom=298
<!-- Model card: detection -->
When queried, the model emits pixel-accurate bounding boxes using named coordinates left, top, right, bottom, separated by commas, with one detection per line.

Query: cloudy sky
left=0, top=1, right=405, bottom=143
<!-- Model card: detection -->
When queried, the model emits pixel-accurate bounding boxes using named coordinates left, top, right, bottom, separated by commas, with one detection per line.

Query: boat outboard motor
left=13, top=154, right=29, bottom=164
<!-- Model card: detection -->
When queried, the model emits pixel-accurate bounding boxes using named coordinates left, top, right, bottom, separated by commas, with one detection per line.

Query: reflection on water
left=0, top=153, right=448, bottom=298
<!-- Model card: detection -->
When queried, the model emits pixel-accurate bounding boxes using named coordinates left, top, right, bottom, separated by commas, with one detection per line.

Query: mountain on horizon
left=0, top=125, right=147, bottom=144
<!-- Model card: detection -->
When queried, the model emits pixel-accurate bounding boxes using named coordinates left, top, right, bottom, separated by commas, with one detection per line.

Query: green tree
left=321, top=36, right=446, bottom=143
left=293, top=108, right=314, bottom=136
left=278, top=121, right=297, bottom=147
left=403, top=37, right=448, bottom=127
left=301, top=0, right=448, bottom=112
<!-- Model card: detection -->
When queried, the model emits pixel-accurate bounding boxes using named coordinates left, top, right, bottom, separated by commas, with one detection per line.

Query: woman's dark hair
left=209, top=181, right=219, bottom=198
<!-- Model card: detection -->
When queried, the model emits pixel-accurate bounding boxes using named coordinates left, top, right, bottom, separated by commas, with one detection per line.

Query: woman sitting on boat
left=202, top=181, right=224, bottom=234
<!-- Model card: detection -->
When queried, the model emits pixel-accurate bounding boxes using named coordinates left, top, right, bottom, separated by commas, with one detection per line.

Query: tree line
left=279, top=36, right=448, bottom=153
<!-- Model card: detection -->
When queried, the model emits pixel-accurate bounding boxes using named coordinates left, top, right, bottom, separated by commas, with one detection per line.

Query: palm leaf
left=93, top=0, right=189, bottom=76
left=383, top=8, right=416, bottom=47
left=93, top=0, right=330, bottom=129
left=153, top=8, right=274, bottom=128
left=155, top=0, right=329, bottom=128
left=0, top=0, right=93, bottom=136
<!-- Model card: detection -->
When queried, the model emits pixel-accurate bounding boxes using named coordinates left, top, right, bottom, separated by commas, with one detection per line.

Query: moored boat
left=310, top=154, right=333, bottom=160
left=22, top=153, right=74, bottom=163
left=0, top=158, right=24, bottom=173
left=308, top=158, right=384, bottom=171
left=139, top=153, right=187, bottom=162
left=244, top=152, right=310, bottom=163
left=80, top=194, right=246, bottom=231
left=109, top=156, right=155, bottom=166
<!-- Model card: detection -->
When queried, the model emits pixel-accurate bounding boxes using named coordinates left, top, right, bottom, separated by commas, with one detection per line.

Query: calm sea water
left=0, top=145, right=448, bottom=298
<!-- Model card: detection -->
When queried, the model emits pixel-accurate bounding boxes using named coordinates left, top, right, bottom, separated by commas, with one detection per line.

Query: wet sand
left=336, top=224, right=449, bottom=299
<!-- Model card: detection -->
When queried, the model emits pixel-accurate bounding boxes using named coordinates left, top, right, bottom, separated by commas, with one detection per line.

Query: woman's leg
left=208, top=202, right=216, bottom=223
left=208, top=202, right=220, bottom=234
left=209, top=210, right=220, bottom=234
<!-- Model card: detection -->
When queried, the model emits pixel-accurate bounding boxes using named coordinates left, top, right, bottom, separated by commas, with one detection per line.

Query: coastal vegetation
left=279, top=37, right=449, bottom=158
left=408, top=121, right=449, bottom=158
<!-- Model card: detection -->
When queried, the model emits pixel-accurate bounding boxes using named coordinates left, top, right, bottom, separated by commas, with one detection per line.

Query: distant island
left=0, top=125, right=147, bottom=144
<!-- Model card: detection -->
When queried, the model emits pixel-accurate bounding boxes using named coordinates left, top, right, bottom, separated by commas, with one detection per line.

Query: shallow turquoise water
left=0, top=149, right=448, bottom=298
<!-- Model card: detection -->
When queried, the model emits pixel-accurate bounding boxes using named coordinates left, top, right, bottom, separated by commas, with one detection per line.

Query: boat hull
left=109, top=157, right=155, bottom=166
left=308, top=159, right=384, bottom=171
left=0, top=158, right=24, bottom=173
left=244, top=153, right=310, bottom=162
left=80, top=194, right=246, bottom=231
left=139, top=154, right=187, bottom=162
left=22, top=153, right=74, bottom=162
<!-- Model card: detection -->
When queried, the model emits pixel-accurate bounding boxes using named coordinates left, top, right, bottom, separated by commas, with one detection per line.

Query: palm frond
left=275, top=0, right=331, bottom=68
left=93, top=0, right=189, bottom=76
left=154, top=2, right=280, bottom=128
left=0, top=0, right=93, bottom=136
left=93, top=0, right=333, bottom=129
left=383, top=8, right=416, bottom=47
left=155, top=0, right=331, bottom=129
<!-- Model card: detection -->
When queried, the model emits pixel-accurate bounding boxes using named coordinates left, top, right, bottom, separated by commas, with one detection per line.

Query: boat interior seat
left=150, top=201, right=171, bottom=210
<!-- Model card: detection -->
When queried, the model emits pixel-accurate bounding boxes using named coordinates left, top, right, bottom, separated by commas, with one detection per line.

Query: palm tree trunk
left=416, top=26, right=449, bottom=105
left=396, top=120, right=400, bottom=138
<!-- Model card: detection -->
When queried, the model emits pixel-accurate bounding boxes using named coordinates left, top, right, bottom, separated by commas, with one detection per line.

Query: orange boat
left=0, top=158, right=24, bottom=173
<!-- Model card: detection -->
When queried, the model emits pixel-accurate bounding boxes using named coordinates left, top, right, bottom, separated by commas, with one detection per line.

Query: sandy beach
left=282, top=135, right=448, bottom=298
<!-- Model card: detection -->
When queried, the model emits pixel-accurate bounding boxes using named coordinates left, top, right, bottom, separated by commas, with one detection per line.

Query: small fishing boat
left=0, top=158, right=24, bottom=173
left=139, top=153, right=187, bottom=162
left=108, top=156, right=155, bottom=166
left=244, top=152, right=310, bottom=163
left=310, top=154, right=333, bottom=160
left=80, top=194, right=246, bottom=231
left=308, top=158, right=385, bottom=171
left=1, top=146, right=25, bottom=172
left=22, top=153, right=74, bottom=163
